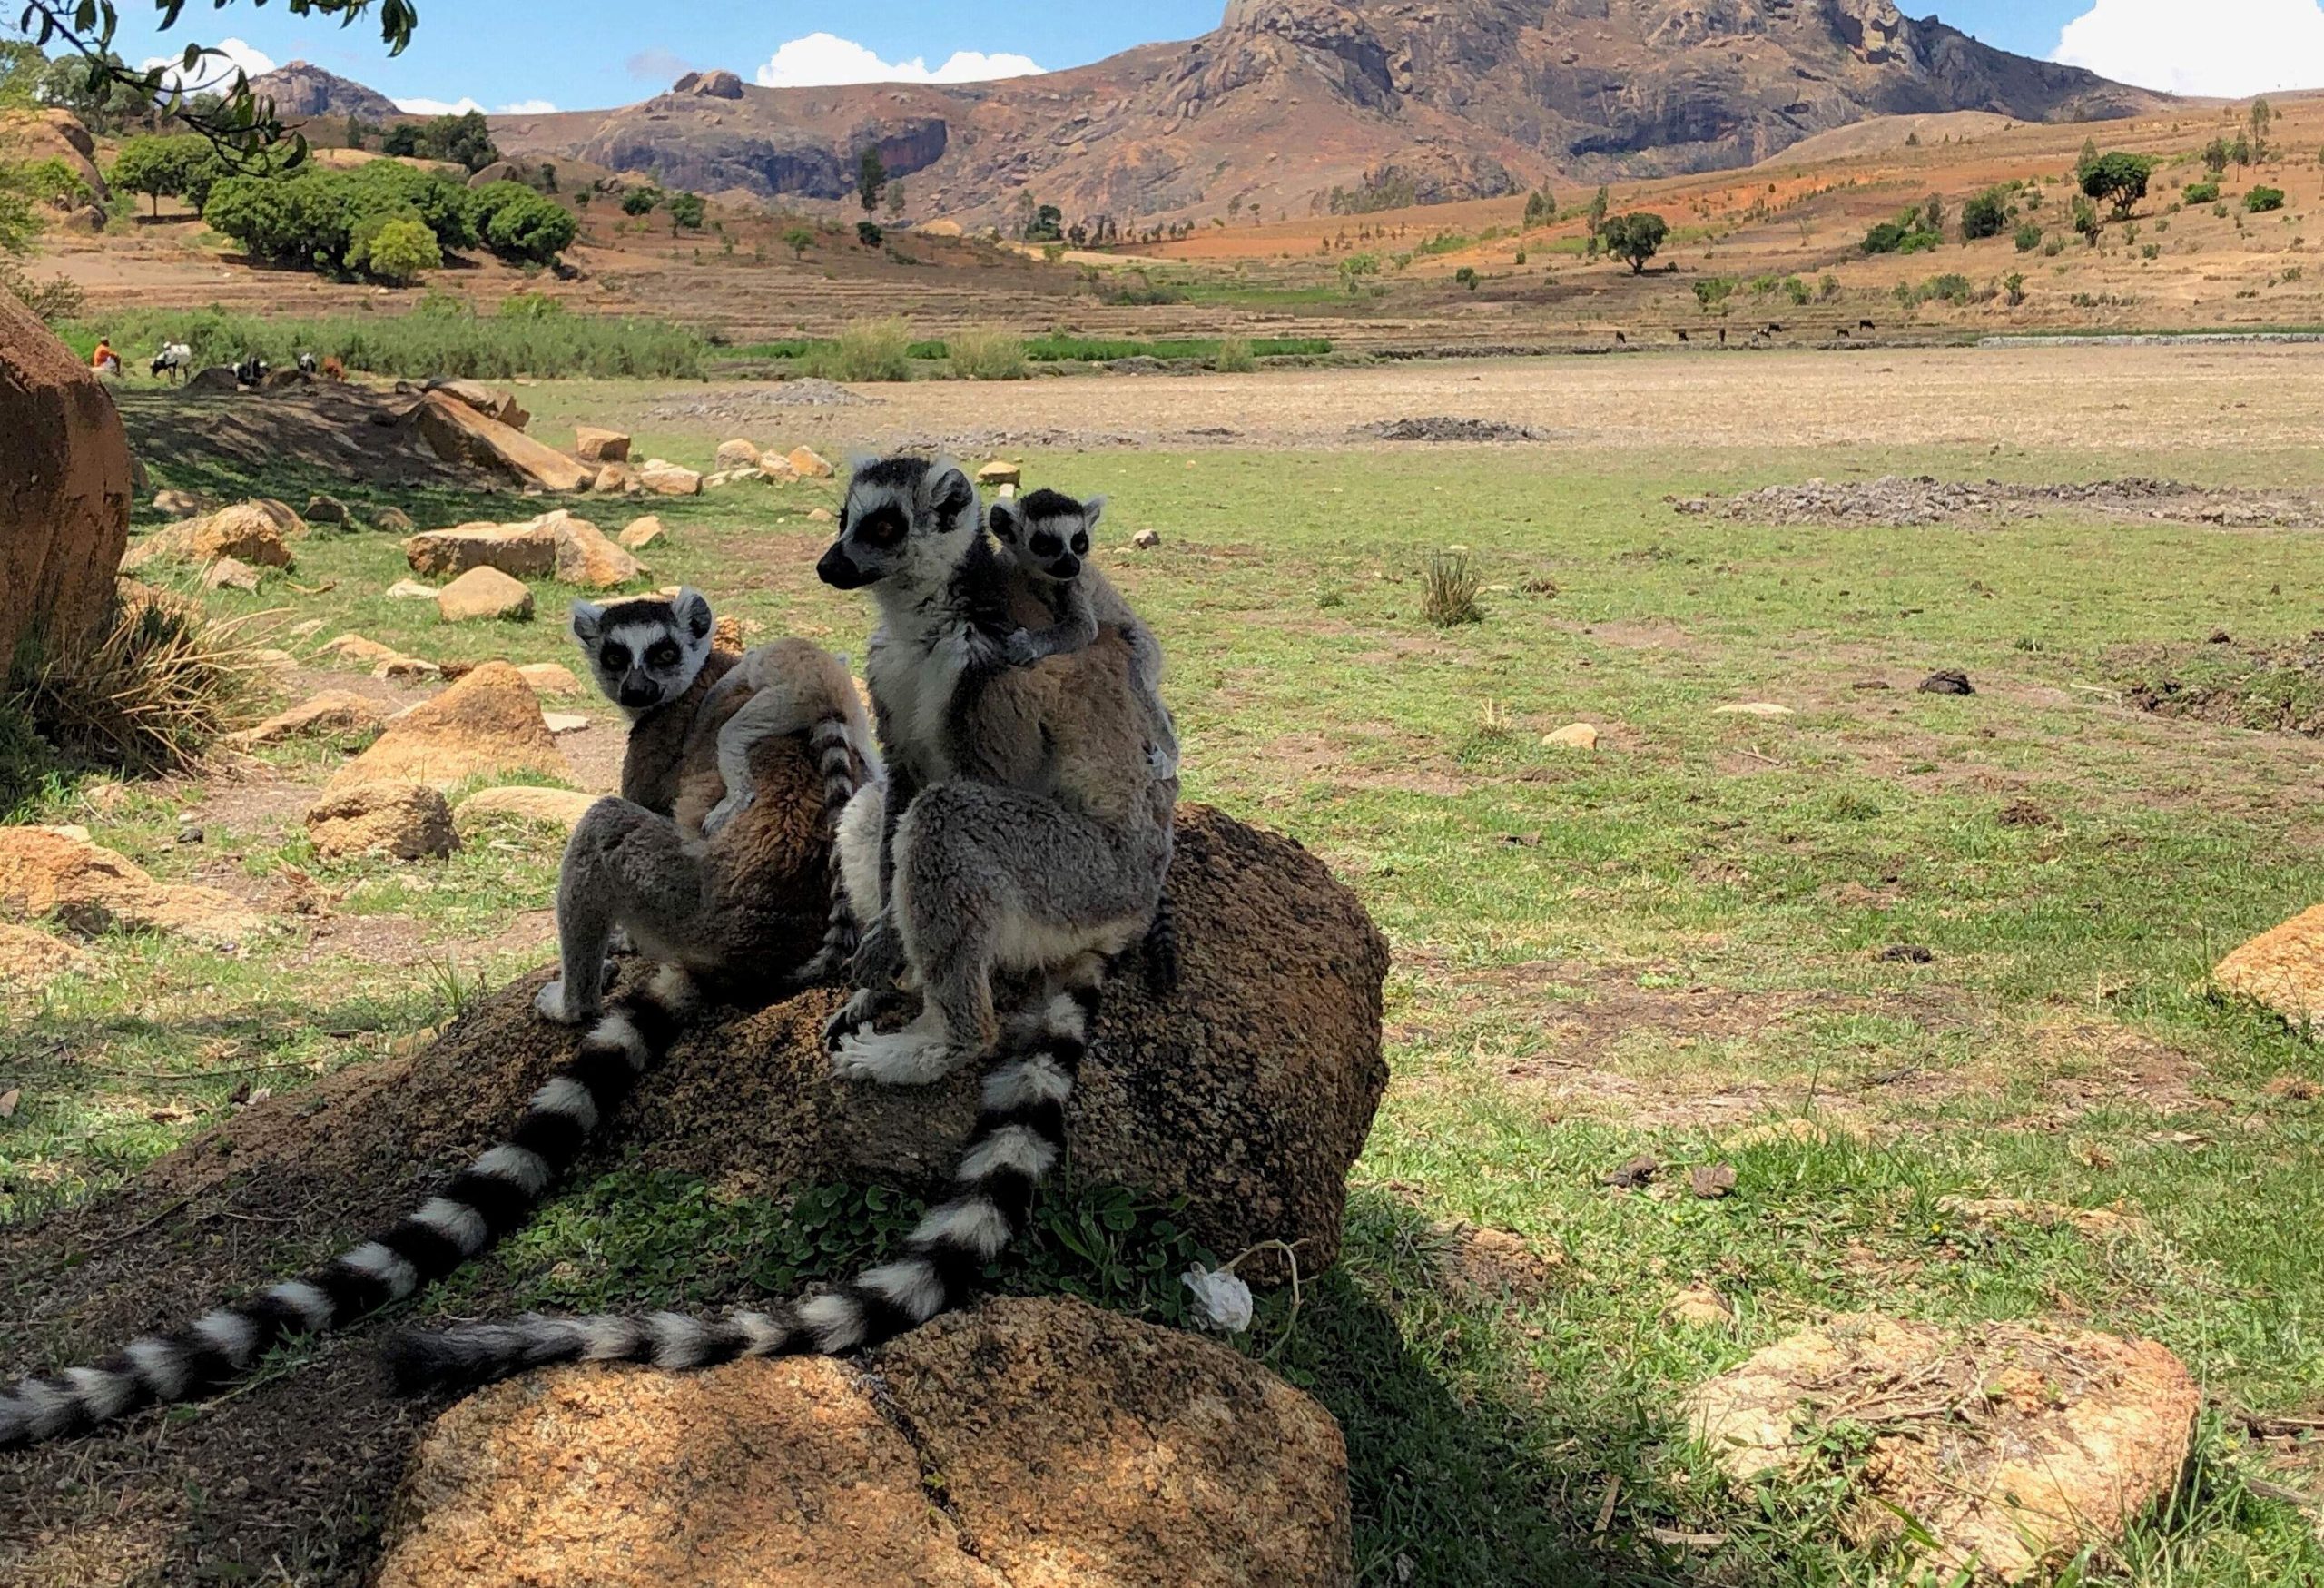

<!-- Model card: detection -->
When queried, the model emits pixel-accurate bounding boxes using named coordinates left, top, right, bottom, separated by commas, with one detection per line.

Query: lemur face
left=817, top=456, right=980, bottom=592
left=571, top=589, right=714, bottom=711
left=991, top=488, right=1103, bottom=584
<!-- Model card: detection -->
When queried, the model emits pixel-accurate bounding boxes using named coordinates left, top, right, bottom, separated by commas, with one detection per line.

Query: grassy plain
left=4, top=364, right=2323, bottom=1583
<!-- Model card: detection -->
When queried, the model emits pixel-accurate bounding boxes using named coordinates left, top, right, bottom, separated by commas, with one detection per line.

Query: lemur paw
left=535, top=979, right=594, bottom=1026
left=701, top=788, right=753, bottom=838
left=1004, top=628, right=1048, bottom=667
left=832, top=1025, right=969, bottom=1087
left=822, top=987, right=883, bottom=1051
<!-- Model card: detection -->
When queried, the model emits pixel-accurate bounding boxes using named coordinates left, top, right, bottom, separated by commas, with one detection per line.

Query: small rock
left=1876, top=943, right=1935, bottom=964
left=758, top=453, right=798, bottom=482
left=0, top=826, right=266, bottom=946
left=1541, top=723, right=1599, bottom=751
left=305, top=782, right=460, bottom=861
left=541, top=712, right=590, bottom=735
left=636, top=459, right=704, bottom=497
left=202, top=556, right=262, bottom=593
left=405, top=517, right=558, bottom=580
left=326, top=662, right=564, bottom=794
left=374, top=507, right=416, bottom=534
left=152, top=488, right=210, bottom=518
left=553, top=516, right=647, bottom=588
left=306, top=493, right=350, bottom=525
left=375, top=655, right=444, bottom=683
left=786, top=445, right=835, bottom=480
left=976, top=459, right=1022, bottom=488
left=1918, top=669, right=1975, bottom=695
left=616, top=515, right=665, bottom=551
left=2214, top=904, right=2324, bottom=1033
left=1689, top=1163, right=1738, bottom=1199
left=1852, top=678, right=1893, bottom=691
left=1663, top=1284, right=1734, bottom=1327
left=1131, top=528, right=1161, bottom=549
left=320, top=633, right=406, bottom=667
left=436, top=566, right=536, bottom=624
left=386, top=578, right=438, bottom=600
left=122, top=500, right=301, bottom=574
left=574, top=426, right=631, bottom=464
left=806, top=507, right=836, bottom=525
left=516, top=662, right=581, bottom=695
left=591, top=462, right=634, bottom=493
left=714, top=438, right=762, bottom=469
left=0, top=921, right=96, bottom=990
left=454, top=785, right=599, bottom=833
left=1603, top=1153, right=1659, bottom=1189
left=174, top=825, right=204, bottom=846
left=1714, top=702, right=1794, bottom=718
left=226, top=690, right=391, bottom=746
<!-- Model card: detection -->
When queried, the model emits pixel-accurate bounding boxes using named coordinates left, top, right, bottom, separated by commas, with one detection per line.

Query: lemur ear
left=568, top=600, right=605, bottom=646
left=927, top=458, right=976, bottom=519
left=989, top=498, right=1022, bottom=542
left=1081, top=495, right=1107, bottom=528
left=673, top=587, right=714, bottom=643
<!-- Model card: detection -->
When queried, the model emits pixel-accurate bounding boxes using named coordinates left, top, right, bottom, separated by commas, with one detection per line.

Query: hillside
left=487, top=0, right=2167, bottom=226
left=248, top=60, right=405, bottom=128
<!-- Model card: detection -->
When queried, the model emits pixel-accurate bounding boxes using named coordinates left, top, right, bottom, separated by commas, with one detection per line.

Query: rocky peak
left=671, top=68, right=745, bottom=99
left=249, top=59, right=404, bottom=124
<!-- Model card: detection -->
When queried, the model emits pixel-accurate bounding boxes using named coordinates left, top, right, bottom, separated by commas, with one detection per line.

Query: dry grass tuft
left=1422, top=549, right=1483, bottom=627
left=948, top=326, right=1029, bottom=380
left=12, top=585, right=264, bottom=781
left=803, top=316, right=916, bottom=383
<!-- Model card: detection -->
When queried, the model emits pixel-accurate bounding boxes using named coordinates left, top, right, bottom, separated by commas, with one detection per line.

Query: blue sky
left=61, top=2, right=2324, bottom=114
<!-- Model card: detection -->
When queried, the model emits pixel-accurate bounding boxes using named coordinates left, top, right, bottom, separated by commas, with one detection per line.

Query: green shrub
left=1214, top=334, right=1256, bottom=373
left=946, top=326, right=1027, bottom=380
left=1453, top=266, right=1479, bottom=289
left=2247, top=186, right=2286, bottom=212
left=61, top=305, right=706, bottom=380
left=206, top=159, right=490, bottom=281
left=1960, top=188, right=2011, bottom=240
left=855, top=220, right=883, bottom=248
left=10, top=153, right=94, bottom=210
left=475, top=184, right=577, bottom=263
left=498, top=291, right=566, bottom=320
left=356, top=215, right=441, bottom=283
left=803, top=316, right=915, bottom=382
left=1863, top=212, right=1941, bottom=254
left=2184, top=181, right=2221, bottom=204
left=2014, top=221, right=2043, bottom=252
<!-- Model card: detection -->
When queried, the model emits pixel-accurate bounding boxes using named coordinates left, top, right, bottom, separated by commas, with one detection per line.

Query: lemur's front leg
left=540, top=799, right=705, bottom=1025
left=823, top=766, right=918, bottom=1050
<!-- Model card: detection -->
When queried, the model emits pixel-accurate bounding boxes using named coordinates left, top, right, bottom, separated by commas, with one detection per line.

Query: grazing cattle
left=1763, top=322, right=1785, bottom=336
left=233, top=354, right=269, bottom=388
left=1859, top=318, right=1876, bottom=330
left=1676, top=328, right=1689, bottom=343
left=150, top=341, right=192, bottom=382
left=320, top=355, right=345, bottom=381
left=1837, top=326, right=1851, bottom=339
left=295, top=350, right=319, bottom=375
left=1613, top=330, right=1628, bottom=346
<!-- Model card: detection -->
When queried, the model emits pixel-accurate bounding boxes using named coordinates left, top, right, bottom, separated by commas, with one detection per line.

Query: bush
left=474, top=183, right=577, bottom=263
left=1863, top=212, right=1941, bottom=254
left=1694, top=277, right=1736, bottom=311
left=946, top=326, right=1027, bottom=380
left=357, top=215, right=442, bottom=283
left=2014, top=222, right=2043, bottom=252
left=1960, top=189, right=2011, bottom=240
left=1453, top=265, right=1479, bottom=289
left=2184, top=181, right=2221, bottom=204
left=856, top=220, right=883, bottom=248
left=11, top=153, right=94, bottom=210
left=2247, top=186, right=2286, bottom=213
left=1213, top=334, right=1256, bottom=373
left=621, top=185, right=662, bottom=218
left=1421, top=551, right=1482, bottom=627
left=60, top=305, right=707, bottom=380
left=803, top=316, right=915, bottom=381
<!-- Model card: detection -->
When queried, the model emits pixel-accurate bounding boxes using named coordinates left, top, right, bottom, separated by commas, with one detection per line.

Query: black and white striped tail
left=0, top=969, right=697, bottom=1450
left=386, top=976, right=1100, bottom=1398
left=782, top=715, right=871, bottom=991
left=1141, top=889, right=1181, bottom=996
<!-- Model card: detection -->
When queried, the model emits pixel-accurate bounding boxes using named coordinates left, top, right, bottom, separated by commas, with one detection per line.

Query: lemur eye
left=1072, top=533, right=1089, bottom=554
left=1030, top=531, right=1060, bottom=555
left=601, top=644, right=630, bottom=671
left=646, top=640, right=680, bottom=668
left=857, top=508, right=905, bottom=549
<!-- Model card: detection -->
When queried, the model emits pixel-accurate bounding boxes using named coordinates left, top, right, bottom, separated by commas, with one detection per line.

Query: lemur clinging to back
left=386, top=455, right=1179, bottom=1396
left=0, top=590, right=869, bottom=1451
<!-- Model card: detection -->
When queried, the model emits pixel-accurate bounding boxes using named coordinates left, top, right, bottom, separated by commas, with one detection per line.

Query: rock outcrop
left=376, top=1297, right=1353, bottom=1588
left=0, top=291, right=133, bottom=669
left=121, top=500, right=302, bottom=573
left=409, top=392, right=591, bottom=492
left=0, top=825, right=267, bottom=947
left=325, top=663, right=565, bottom=794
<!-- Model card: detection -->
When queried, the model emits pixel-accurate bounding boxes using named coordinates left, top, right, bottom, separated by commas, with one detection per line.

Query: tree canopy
left=1598, top=212, right=1669, bottom=273
left=2078, top=153, right=2153, bottom=221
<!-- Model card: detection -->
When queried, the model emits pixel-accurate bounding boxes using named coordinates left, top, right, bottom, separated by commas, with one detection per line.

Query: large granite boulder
left=0, top=291, right=132, bottom=669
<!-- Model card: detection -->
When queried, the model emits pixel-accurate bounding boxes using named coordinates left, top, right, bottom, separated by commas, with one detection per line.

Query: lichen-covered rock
left=325, top=662, right=564, bottom=794
left=2215, top=904, right=2324, bottom=1034
left=0, top=825, right=266, bottom=947
left=1684, top=1315, right=2200, bottom=1582
left=305, top=783, right=460, bottom=861
left=225, top=690, right=391, bottom=746
left=374, top=1297, right=1352, bottom=1588
left=436, top=566, right=535, bottom=623
left=0, top=291, right=132, bottom=668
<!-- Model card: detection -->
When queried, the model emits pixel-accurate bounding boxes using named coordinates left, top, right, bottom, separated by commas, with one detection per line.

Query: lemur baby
left=0, top=591, right=867, bottom=1452
left=386, top=456, right=1178, bottom=1397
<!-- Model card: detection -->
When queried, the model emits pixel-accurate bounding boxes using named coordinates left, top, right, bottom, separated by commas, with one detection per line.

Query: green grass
left=720, top=331, right=1336, bottom=371
left=7, top=415, right=2324, bottom=1583
left=56, top=305, right=710, bottom=380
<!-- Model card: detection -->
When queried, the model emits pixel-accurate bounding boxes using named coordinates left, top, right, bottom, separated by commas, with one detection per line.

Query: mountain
left=249, top=61, right=405, bottom=127
left=487, top=0, right=2168, bottom=225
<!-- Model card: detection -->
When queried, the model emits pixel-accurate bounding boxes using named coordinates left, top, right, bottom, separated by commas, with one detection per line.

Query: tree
left=2204, top=137, right=2231, bottom=175
left=782, top=224, right=814, bottom=260
left=1587, top=184, right=1610, bottom=233
left=2231, top=133, right=2253, bottom=167
left=1024, top=202, right=1063, bottom=242
left=2072, top=195, right=2101, bottom=245
left=2004, top=271, right=2025, bottom=307
left=416, top=110, right=497, bottom=171
left=621, top=185, right=662, bottom=218
left=884, top=179, right=905, bottom=220
left=0, top=39, right=46, bottom=108
left=343, top=113, right=366, bottom=150
left=665, top=191, right=705, bottom=235
left=2079, top=152, right=2153, bottom=221
left=857, top=219, right=883, bottom=248
left=1921, top=192, right=1945, bottom=237
left=36, top=48, right=153, bottom=133
left=356, top=214, right=439, bottom=283
left=1599, top=212, right=1668, bottom=273
left=1523, top=185, right=1556, bottom=227
left=110, top=133, right=204, bottom=215
left=1960, top=188, right=2010, bottom=241
left=857, top=146, right=887, bottom=214
left=471, top=180, right=576, bottom=262
left=380, top=122, right=419, bottom=157
left=2075, top=137, right=2101, bottom=182
left=2250, top=97, right=2274, bottom=155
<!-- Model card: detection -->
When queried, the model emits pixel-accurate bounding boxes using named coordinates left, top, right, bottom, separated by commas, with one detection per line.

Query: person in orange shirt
left=90, top=337, right=120, bottom=377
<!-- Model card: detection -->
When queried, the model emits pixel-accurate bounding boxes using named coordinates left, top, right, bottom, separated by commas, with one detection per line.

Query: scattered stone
left=636, top=458, right=704, bottom=496
left=541, top=712, right=589, bottom=735
left=786, top=445, right=835, bottom=480
left=1689, top=1163, right=1738, bottom=1199
left=305, top=493, right=350, bottom=525
left=516, top=662, right=580, bottom=695
left=1853, top=678, right=1893, bottom=691
left=374, top=1297, right=1353, bottom=1588
left=404, top=518, right=558, bottom=580
left=591, top=463, right=635, bottom=494
left=1919, top=669, right=1975, bottom=695
left=0, top=919, right=96, bottom=990
left=122, top=500, right=301, bottom=573
left=325, top=661, right=564, bottom=794
left=1697, top=475, right=2324, bottom=531
left=375, top=655, right=443, bottom=683
left=454, top=785, right=598, bottom=833
left=201, top=556, right=262, bottom=592
left=305, top=782, right=459, bottom=861
left=573, top=426, right=631, bottom=464
left=410, top=391, right=590, bottom=492
left=552, top=516, right=647, bottom=588
left=1131, top=528, right=1161, bottom=549
left=1663, top=1284, right=1735, bottom=1327
left=1876, top=943, right=1935, bottom=964
left=436, top=566, right=536, bottom=623
left=616, top=515, right=665, bottom=551
left=1683, top=1315, right=2199, bottom=1582
left=758, top=452, right=798, bottom=482
left=318, top=633, right=405, bottom=668
left=385, top=578, right=438, bottom=600
left=152, top=488, right=209, bottom=518
left=226, top=690, right=393, bottom=748
left=0, top=825, right=265, bottom=947
left=714, top=438, right=762, bottom=469
left=1604, top=1153, right=1659, bottom=1189
left=1542, top=723, right=1600, bottom=751
left=174, top=824, right=203, bottom=845
left=976, top=459, right=1022, bottom=488
left=1436, top=1223, right=1560, bottom=1300
left=429, top=380, right=529, bottom=431
left=2213, top=904, right=2324, bottom=1034
left=374, top=507, right=416, bottom=534
left=805, top=507, right=836, bottom=525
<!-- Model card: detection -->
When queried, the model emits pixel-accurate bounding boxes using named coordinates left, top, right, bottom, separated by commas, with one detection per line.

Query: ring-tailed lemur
left=384, top=455, right=1177, bottom=1397
left=0, top=594, right=863, bottom=1452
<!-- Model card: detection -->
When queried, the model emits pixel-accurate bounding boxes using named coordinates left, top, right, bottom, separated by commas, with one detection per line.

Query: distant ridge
left=249, top=60, right=404, bottom=126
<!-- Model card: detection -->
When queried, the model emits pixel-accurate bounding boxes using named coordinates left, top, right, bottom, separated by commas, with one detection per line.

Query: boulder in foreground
left=376, top=1297, right=1353, bottom=1588
left=325, top=662, right=564, bottom=794
left=2214, top=904, right=2324, bottom=1034
left=0, top=825, right=266, bottom=947
left=436, top=566, right=535, bottom=623
left=1685, top=1314, right=2198, bottom=1582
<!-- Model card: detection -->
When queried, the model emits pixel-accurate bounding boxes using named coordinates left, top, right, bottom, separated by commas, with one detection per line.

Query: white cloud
left=2055, top=0, right=2324, bottom=96
left=627, top=48, right=694, bottom=82
left=753, top=31, right=1041, bottom=88
left=392, top=95, right=559, bottom=116
left=140, top=35, right=275, bottom=94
